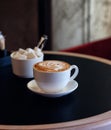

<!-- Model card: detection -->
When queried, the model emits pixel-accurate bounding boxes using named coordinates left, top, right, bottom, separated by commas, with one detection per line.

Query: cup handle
left=70, top=65, right=79, bottom=81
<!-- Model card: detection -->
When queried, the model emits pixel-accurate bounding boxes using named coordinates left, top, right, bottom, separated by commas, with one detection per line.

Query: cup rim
left=33, top=60, right=71, bottom=73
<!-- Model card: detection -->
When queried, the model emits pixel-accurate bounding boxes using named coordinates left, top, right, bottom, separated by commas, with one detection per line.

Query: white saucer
left=27, top=80, right=78, bottom=98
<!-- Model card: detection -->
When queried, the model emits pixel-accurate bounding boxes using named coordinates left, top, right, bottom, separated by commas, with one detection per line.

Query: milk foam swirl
left=35, top=60, right=70, bottom=72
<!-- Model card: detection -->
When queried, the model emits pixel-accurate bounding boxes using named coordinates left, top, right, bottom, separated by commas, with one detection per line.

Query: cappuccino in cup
left=34, top=60, right=70, bottom=72
left=33, top=60, right=79, bottom=93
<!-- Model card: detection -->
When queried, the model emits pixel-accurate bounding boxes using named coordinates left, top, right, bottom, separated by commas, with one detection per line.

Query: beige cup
left=11, top=52, right=44, bottom=78
left=33, top=60, right=79, bottom=93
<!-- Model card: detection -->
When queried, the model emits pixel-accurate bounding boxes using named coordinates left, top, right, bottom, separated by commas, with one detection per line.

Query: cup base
left=35, top=80, right=68, bottom=93
left=27, top=79, right=78, bottom=97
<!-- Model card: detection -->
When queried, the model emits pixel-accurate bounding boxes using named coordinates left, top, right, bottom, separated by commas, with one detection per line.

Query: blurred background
left=0, top=0, right=111, bottom=51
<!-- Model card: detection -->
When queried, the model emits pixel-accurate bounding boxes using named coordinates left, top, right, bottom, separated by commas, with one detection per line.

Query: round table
left=0, top=51, right=111, bottom=130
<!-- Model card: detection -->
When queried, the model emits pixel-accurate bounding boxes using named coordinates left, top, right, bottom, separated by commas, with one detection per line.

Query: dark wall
left=38, top=0, right=52, bottom=50
left=0, top=0, right=38, bottom=51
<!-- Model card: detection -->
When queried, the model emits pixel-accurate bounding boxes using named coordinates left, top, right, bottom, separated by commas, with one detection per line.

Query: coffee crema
left=34, top=60, right=70, bottom=72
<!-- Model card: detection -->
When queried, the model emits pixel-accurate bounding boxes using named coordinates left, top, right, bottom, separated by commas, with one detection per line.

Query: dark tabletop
left=0, top=52, right=111, bottom=125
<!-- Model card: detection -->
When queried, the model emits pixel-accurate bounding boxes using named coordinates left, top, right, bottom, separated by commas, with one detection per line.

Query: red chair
left=60, top=37, right=111, bottom=60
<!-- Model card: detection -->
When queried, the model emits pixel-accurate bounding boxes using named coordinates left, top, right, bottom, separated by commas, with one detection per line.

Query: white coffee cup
left=10, top=52, right=44, bottom=78
left=33, top=60, right=79, bottom=93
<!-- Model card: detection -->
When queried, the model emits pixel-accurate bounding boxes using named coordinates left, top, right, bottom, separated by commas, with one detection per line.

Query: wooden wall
left=0, top=0, right=38, bottom=51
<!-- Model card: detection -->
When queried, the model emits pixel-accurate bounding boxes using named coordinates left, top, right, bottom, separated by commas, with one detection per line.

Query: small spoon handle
left=37, top=35, right=48, bottom=50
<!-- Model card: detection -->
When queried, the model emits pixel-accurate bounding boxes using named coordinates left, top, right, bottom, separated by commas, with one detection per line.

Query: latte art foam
left=34, top=60, right=70, bottom=72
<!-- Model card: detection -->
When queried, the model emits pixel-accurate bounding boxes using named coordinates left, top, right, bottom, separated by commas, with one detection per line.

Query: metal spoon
left=37, top=35, right=48, bottom=50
